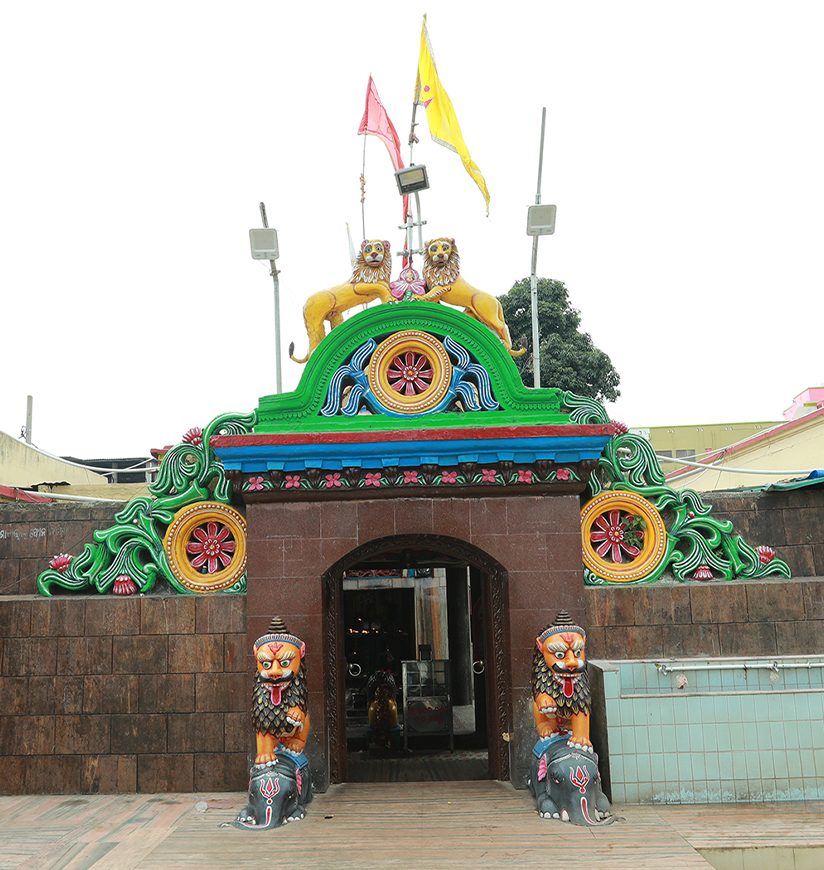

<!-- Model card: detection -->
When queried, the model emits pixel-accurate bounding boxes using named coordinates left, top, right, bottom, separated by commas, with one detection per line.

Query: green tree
left=499, top=278, right=620, bottom=402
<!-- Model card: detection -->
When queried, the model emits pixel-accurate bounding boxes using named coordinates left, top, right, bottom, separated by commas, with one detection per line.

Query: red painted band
left=212, top=424, right=616, bottom=448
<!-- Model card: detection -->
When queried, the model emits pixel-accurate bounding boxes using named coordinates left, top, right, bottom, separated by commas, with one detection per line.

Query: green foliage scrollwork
left=37, top=411, right=256, bottom=597
left=560, top=390, right=611, bottom=425
left=587, top=430, right=792, bottom=584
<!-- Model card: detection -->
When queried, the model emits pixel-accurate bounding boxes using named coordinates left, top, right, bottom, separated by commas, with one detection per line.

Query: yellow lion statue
left=289, top=240, right=393, bottom=364
left=417, top=238, right=526, bottom=357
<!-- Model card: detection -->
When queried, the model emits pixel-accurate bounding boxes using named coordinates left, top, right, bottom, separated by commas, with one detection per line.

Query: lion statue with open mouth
left=532, top=609, right=592, bottom=751
left=252, top=616, right=310, bottom=763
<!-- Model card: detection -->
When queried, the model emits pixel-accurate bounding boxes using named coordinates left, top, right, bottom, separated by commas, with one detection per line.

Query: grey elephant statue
left=230, top=754, right=312, bottom=829
left=528, top=734, right=615, bottom=826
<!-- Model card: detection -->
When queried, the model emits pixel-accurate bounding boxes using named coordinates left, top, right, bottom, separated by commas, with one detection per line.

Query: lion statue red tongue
left=561, top=676, right=575, bottom=699
left=269, top=684, right=283, bottom=706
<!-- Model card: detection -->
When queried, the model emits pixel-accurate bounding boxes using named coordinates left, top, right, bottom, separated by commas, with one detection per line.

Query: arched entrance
left=242, top=493, right=590, bottom=793
left=322, top=534, right=511, bottom=783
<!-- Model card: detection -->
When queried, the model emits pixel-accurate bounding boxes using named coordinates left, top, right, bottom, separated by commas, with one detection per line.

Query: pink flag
left=358, top=76, right=409, bottom=264
left=358, top=76, right=404, bottom=171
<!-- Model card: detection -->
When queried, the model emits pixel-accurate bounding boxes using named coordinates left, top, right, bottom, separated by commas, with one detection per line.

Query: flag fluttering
left=358, top=75, right=404, bottom=172
left=414, top=16, right=490, bottom=213
left=358, top=75, right=409, bottom=262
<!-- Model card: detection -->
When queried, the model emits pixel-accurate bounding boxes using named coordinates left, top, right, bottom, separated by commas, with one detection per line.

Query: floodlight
left=526, top=204, right=557, bottom=236
left=395, top=164, right=430, bottom=195
left=249, top=227, right=279, bottom=260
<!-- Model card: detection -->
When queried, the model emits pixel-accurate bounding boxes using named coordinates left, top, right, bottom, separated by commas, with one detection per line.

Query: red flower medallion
left=386, top=352, right=434, bottom=397
left=186, top=521, right=236, bottom=574
left=589, top=510, right=644, bottom=564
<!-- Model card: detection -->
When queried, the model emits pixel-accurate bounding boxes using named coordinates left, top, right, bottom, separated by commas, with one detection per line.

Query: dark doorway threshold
left=346, top=749, right=489, bottom=783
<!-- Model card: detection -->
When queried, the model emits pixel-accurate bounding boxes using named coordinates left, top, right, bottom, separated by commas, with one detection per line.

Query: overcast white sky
left=2, top=2, right=823, bottom=458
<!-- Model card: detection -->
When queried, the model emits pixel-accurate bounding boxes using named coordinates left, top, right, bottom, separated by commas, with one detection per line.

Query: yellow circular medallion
left=163, top=501, right=247, bottom=593
left=581, top=491, right=667, bottom=583
left=367, top=331, right=452, bottom=414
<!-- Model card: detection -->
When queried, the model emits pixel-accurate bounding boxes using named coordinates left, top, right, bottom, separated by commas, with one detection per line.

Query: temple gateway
left=29, top=277, right=811, bottom=810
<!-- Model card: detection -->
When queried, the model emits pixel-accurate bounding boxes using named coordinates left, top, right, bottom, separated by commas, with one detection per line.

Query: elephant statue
left=528, top=734, right=615, bottom=826
left=230, top=754, right=312, bottom=829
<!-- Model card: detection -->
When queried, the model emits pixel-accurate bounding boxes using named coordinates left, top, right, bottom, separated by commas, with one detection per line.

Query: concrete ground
left=2, top=782, right=823, bottom=869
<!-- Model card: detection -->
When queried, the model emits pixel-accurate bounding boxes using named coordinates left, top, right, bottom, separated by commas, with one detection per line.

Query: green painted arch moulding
left=257, top=302, right=570, bottom=433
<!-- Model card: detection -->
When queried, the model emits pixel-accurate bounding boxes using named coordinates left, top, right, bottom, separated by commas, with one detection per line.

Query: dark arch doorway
left=323, top=534, right=511, bottom=783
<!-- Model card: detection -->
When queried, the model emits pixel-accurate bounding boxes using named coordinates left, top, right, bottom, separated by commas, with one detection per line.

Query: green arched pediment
left=256, top=302, right=571, bottom=433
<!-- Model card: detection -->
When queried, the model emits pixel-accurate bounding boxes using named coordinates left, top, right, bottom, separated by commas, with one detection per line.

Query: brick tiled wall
left=585, top=578, right=824, bottom=659
left=705, top=487, right=824, bottom=578
left=0, top=503, right=119, bottom=596
left=0, top=595, right=248, bottom=794
left=2, top=486, right=823, bottom=793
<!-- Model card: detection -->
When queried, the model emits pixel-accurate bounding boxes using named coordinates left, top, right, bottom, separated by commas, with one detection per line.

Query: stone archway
left=322, top=533, right=511, bottom=784
left=244, top=493, right=588, bottom=792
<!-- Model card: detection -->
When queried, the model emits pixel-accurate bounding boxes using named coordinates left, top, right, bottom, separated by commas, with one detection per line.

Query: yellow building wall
left=0, top=431, right=106, bottom=488
left=666, top=412, right=824, bottom=492
left=631, top=422, right=780, bottom=474
left=42, top=483, right=149, bottom=501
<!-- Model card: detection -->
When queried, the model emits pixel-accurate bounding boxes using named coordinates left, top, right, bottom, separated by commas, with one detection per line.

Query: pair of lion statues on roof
left=288, top=238, right=526, bottom=363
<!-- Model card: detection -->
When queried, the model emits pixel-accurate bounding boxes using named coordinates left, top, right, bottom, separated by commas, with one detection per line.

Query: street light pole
left=258, top=202, right=282, bottom=394
left=530, top=108, right=547, bottom=389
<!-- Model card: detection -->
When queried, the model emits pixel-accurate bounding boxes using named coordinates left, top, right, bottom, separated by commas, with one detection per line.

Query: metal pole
left=414, top=191, right=424, bottom=259
left=25, top=395, right=33, bottom=444
left=530, top=108, right=547, bottom=389
left=406, top=100, right=419, bottom=262
left=259, top=202, right=282, bottom=394
left=361, top=134, right=367, bottom=240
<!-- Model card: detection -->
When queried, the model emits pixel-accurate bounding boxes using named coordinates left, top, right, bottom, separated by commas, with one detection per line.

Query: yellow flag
left=415, top=16, right=490, bottom=213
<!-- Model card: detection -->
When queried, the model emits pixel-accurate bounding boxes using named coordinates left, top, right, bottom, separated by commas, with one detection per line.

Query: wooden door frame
left=322, top=534, right=511, bottom=784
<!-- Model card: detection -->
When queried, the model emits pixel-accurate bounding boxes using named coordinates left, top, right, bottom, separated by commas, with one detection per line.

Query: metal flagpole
left=259, top=202, right=282, bottom=394
left=530, top=108, right=547, bottom=389
left=360, top=134, right=367, bottom=240
left=404, top=99, right=420, bottom=263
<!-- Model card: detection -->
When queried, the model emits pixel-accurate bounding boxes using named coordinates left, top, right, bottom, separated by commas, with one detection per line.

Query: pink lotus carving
left=693, top=565, right=713, bottom=581
left=113, top=574, right=138, bottom=595
left=182, top=427, right=203, bottom=446
left=555, top=468, right=571, bottom=481
left=757, top=546, right=775, bottom=565
left=49, top=553, right=72, bottom=573
left=389, top=267, right=426, bottom=301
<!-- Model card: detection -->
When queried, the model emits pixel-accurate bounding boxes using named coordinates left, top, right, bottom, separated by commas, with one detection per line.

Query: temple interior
left=342, top=552, right=490, bottom=782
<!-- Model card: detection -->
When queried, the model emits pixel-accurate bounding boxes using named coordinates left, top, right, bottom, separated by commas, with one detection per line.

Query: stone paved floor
left=2, top=783, right=823, bottom=869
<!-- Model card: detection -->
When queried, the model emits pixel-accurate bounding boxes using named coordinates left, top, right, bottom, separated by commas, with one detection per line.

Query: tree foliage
left=499, top=277, right=620, bottom=402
